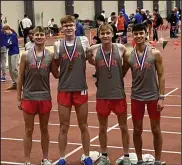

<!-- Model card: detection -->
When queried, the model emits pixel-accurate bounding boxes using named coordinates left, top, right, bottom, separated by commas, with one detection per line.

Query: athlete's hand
left=157, top=99, right=164, bottom=111
left=17, top=97, right=22, bottom=110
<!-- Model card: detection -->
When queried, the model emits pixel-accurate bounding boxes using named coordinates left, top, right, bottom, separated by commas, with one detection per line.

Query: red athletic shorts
left=96, top=99, right=127, bottom=117
left=131, top=99, right=160, bottom=120
left=57, top=91, right=88, bottom=107
left=21, top=100, right=52, bottom=114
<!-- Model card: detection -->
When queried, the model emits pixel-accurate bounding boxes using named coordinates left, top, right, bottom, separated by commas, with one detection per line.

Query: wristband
left=159, top=95, right=165, bottom=100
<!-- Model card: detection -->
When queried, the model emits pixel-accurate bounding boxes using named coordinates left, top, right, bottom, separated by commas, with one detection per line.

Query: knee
left=133, top=127, right=143, bottom=136
left=119, top=124, right=128, bottom=133
left=79, top=123, right=88, bottom=133
left=99, top=125, right=107, bottom=134
left=59, top=124, right=69, bottom=134
left=40, top=126, right=48, bottom=135
left=25, top=128, right=34, bottom=137
left=151, top=126, right=161, bottom=136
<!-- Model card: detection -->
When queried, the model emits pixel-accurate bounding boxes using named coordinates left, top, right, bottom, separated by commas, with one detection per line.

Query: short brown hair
left=98, top=23, right=113, bottom=35
left=60, top=15, right=75, bottom=25
left=33, top=26, right=45, bottom=34
left=2, top=25, right=10, bottom=30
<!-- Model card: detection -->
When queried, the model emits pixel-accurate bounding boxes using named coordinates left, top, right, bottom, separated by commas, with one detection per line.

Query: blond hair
left=33, top=26, right=45, bottom=34
left=98, top=23, right=113, bottom=35
left=60, top=15, right=75, bottom=25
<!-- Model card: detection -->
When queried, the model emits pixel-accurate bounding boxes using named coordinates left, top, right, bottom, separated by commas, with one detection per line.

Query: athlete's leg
left=75, top=102, right=90, bottom=156
left=117, top=111, right=130, bottom=154
left=58, top=104, right=72, bottom=157
left=22, top=111, right=35, bottom=163
left=39, top=112, right=50, bottom=159
left=147, top=100, right=162, bottom=161
left=131, top=99, right=145, bottom=161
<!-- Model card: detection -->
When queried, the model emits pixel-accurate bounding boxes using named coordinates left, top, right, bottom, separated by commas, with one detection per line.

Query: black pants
left=170, top=25, right=176, bottom=38
left=23, top=28, right=30, bottom=46
left=153, top=28, right=158, bottom=41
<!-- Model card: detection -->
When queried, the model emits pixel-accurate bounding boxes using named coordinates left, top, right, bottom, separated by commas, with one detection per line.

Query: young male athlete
left=122, top=23, right=165, bottom=165
left=86, top=23, right=131, bottom=165
left=17, top=26, right=59, bottom=165
left=54, top=15, right=93, bottom=165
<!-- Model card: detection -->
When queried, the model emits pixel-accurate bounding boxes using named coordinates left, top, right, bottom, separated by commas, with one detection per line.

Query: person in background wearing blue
left=2, top=25, right=19, bottom=90
left=120, top=9, right=129, bottom=38
left=132, top=8, right=143, bottom=24
left=0, top=19, right=8, bottom=82
left=73, top=13, right=85, bottom=36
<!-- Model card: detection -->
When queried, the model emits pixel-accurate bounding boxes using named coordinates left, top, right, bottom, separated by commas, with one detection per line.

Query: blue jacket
left=75, top=21, right=85, bottom=36
left=121, top=9, right=129, bottom=27
left=6, top=32, right=19, bottom=55
left=134, top=13, right=143, bottom=24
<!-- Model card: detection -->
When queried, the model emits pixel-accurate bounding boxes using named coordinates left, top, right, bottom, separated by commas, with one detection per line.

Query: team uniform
left=21, top=47, right=52, bottom=114
left=95, top=44, right=127, bottom=116
left=129, top=45, right=160, bottom=120
left=54, top=36, right=89, bottom=106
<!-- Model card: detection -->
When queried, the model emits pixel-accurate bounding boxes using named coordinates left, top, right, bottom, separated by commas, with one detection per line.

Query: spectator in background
left=167, top=9, right=177, bottom=38
left=2, top=25, right=19, bottom=90
left=153, top=9, right=163, bottom=42
left=25, top=28, right=34, bottom=51
left=21, top=14, right=32, bottom=46
left=146, top=10, right=153, bottom=38
left=1, top=22, right=8, bottom=82
left=132, top=8, right=143, bottom=24
left=107, top=12, right=116, bottom=24
left=47, top=18, right=59, bottom=35
left=92, top=15, right=105, bottom=78
left=73, top=13, right=85, bottom=36
left=174, top=7, right=180, bottom=34
left=101, top=10, right=105, bottom=19
left=93, top=15, right=105, bottom=44
left=110, top=15, right=118, bottom=43
left=120, top=9, right=129, bottom=38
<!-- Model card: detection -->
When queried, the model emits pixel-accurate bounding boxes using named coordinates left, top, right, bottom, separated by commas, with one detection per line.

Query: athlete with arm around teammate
left=122, top=23, right=165, bottom=165
left=53, top=15, right=93, bottom=165
left=17, top=26, right=59, bottom=165
left=86, top=23, right=132, bottom=165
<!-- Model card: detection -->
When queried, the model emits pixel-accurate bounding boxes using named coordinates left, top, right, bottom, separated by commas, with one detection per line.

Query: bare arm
left=122, top=50, right=131, bottom=77
left=53, top=40, right=61, bottom=68
left=117, top=43, right=131, bottom=77
left=50, top=52, right=60, bottom=79
left=17, top=52, right=26, bottom=101
left=154, top=50, right=165, bottom=95
left=86, top=45, right=98, bottom=66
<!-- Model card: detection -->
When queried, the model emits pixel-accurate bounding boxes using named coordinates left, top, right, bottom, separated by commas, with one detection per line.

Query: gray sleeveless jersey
left=57, top=37, right=87, bottom=92
left=22, top=48, right=52, bottom=100
left=129, top=46, right=159, bottom=101
left=95, top=44, right=125, bottom=99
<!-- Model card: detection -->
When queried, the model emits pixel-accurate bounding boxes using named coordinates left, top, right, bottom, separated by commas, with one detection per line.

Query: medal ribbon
left=63, top=37, right=77, bottom=61
left=134, top=46, right=148, bottom=71
left=33, top=46, right=45, bottom=70
left=101, top=44, right=112, bottom=71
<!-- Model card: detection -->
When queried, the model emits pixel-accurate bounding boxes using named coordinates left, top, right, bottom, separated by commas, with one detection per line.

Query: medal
left=69, top=61, right=73, bottom=70
left=63, top=37, right=77, bottom=70
left=134, top=45, right=148, bottom=71
left=101, top=44, right=113, bottom=79
left=33, top=46, right=45, bottom=70
left=107, top=70, right=112, bottom=79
